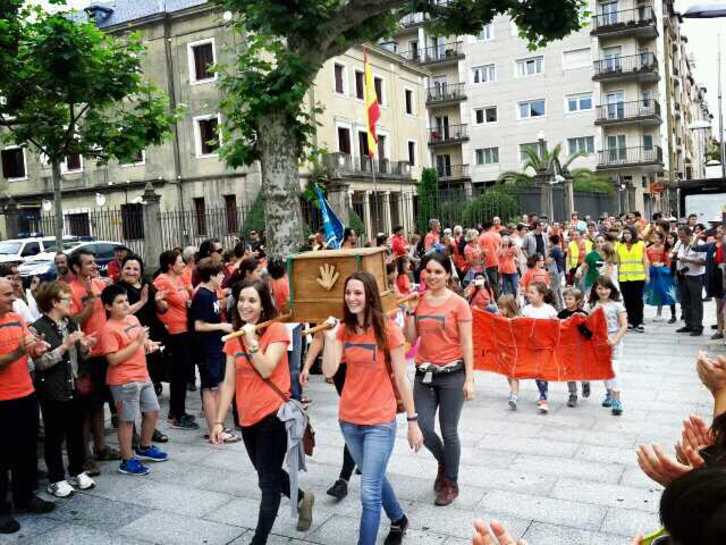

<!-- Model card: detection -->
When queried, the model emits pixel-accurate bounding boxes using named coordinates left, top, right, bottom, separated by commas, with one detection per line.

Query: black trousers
left=332, top=365, right=356, bottom=481
left=486, top=266, right=500, bottom=299
left=167, top=332, right=192, bottom=419
left=621, top=280, right=645, bottom=327
left=242, top=412, right=292, bottom=545
left=0, top=393, right=39, bottom=513
left=679, top=274, right=704, bottom=331
left=40, top=397, right=86, bottom=483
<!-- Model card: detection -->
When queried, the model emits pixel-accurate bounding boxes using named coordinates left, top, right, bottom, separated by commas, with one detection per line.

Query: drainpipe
left=163, top=14, right=184, bottom=216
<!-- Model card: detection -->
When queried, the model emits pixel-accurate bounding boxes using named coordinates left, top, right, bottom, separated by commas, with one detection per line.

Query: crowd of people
left=0, top=208, right=724, bottom=545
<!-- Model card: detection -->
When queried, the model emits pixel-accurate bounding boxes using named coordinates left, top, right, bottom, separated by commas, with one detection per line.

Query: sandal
left=221, top=431, right=241, bottom=443
left=94, top=447, right=122, bottom=461
left=152, top=429, right=169, bottom=443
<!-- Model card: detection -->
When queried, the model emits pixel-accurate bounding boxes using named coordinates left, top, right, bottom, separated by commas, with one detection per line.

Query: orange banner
left=472, top=308, right=614, bottom=381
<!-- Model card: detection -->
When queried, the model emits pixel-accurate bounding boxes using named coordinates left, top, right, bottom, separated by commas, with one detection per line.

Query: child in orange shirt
left=497, top=294, right=521, bottom=410
left=101, top=284, right=167, bottom=477
left=520, top=253, right=550, bottom=301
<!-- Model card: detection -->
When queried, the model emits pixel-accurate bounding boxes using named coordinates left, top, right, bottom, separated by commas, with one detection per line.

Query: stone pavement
left=3, top=304, right=725, bottom=545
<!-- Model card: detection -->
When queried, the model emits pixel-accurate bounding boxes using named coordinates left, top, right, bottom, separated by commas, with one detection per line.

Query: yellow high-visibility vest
left=567, top=239, right=592, bottom=270
left=616, top=241, right=646, bottom=282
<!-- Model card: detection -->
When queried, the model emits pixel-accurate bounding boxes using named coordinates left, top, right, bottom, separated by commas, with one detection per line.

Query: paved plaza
left=2, top=304, right=724, bottom=545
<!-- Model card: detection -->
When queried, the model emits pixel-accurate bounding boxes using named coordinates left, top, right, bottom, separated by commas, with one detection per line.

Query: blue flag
left=314, top=185, right=344, bottom=249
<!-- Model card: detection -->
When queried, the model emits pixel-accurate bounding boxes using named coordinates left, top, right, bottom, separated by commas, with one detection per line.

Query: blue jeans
left=501, top=273, right=519, bottom=296
left=288, top=324, right=303, bottom=401
left=340, top=420, right=404, bottom=545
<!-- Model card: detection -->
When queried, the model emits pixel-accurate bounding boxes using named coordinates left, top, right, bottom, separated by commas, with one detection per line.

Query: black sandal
left=152, top=429, right=169, bottom=443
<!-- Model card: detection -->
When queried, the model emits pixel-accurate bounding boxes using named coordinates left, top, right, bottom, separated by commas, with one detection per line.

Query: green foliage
left=498, top=143, right=587, bottom=186
left=348, top=208, right=365, bottom=239
left=570, top=168, right=615, bottom=195
left=461, top=186, right=520, bottom=226
left=242, top=192, right=266, bottom=236
left=416, top=167, right=440, bottom=234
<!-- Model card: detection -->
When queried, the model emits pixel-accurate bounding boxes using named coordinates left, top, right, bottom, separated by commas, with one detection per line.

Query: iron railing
left=593, top=52, right=658, bottom=78
left=436, top=163, right=470, bottom=181
left=597, top=146, right=663, bottom=168
left=591, top=6, right=656, bottom=32
left=323, top=152, right=412, bottom=178
left=399, top=41, right=464, bottom=65
left=594, top=99, right=661, bottom=123
left=426, top=82, right=466, bottom=104
left=429, top=124, right=469, bottom=145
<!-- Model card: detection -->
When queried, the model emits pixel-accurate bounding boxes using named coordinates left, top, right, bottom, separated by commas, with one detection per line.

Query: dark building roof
left=81, top=0, right=208, bottom=28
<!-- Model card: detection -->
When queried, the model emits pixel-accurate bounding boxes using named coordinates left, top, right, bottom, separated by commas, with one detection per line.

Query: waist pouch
left=415, top=360, right=464, bottom=376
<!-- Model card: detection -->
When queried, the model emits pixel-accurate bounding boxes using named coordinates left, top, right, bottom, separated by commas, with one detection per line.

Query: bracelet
left=405, top=310, right=416, bottom=317
left=406, top=414, right=418, bottom=422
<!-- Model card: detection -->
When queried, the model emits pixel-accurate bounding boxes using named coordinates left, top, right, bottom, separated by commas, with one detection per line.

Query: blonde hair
left=497, top=294, right=520, bottom=318
left=465, top=228, right=479, bottom=242
left=562, top=287, right=584, bottom=306
left=601, top=241, right=616, bottom=264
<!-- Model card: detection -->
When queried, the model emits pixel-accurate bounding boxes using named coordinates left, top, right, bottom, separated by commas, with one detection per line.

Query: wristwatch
left=406, top=413, right=419, bottom=422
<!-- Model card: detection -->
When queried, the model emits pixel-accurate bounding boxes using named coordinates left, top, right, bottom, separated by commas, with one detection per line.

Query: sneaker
left=135, top=445, right=169, bottom=462
left=15, top=495, right=55, bottom=514
left=434, top=464, right=446, bottom=493
left=635, top=325, right=645, bottom=333
left=68, top=472, right=96, bottom=490
left=690, top=329, right=703, bottom=337
left=627, top=324, right=634, bottom=330
left=171, top=415, right=200, bottom=430
left=47, top=480, right=74, bottom=498
left=611, top=399, right=623, bottom=416
left=296, top=491, right=314, bottom=531
left=83, top=459, right=101, bottom=477
left=0, top=514, right=20, bottom=534
left=537, top=399, right=549, bottom=414
left=653, top=315, right=663, bottom=322
left=434, top=478, right=459, bottom=506
left=668, top=317, right=677, bottom=324
left=118, top=458, right=150, bottom=476
left=507, top=394, right=518, bottom=411
left=95, top=447, right=122, bottom=461
left=384, top=515, right=409, bottom=545
left=582, top=383, right=591, bottom=398
left=325, top=479, right=348, bottom=500
left=602, top=393, right=613, bottom=408
left=712, top=332, right=724, bottom=340
left=567, top=394, right=578, bottom=408
left=676, top=327, right=691, bottom=333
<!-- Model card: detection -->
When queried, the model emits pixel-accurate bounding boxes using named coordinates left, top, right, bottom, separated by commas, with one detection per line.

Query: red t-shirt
left=269, top=277, right=290, bottom=311
left=478, top=230, right=501, bottom=268
left=106, top=259, right=122, bottom=283
left=469, top=287, right=492, bottom=312
left=391, top=234, right=408, bottom=257
left=396, top=274, right=411, bottom=297
left=223, top=322, right=290, bottom=427
left=521, top=268, right=551, bottom=290
left=424, top=231, right=440, bottom=252
left=69, top=277, right=108, bottom=357
left=498, top=247, right=517, bottom=274
left=101, top=314, right=149, bottom=386
left=153, top=273, right=190, bottom=335
left=415, top=292, right=472, bottom=365
left=337, top=322, right=405, bottom=425
left=0, top=312, right=33, bottom=401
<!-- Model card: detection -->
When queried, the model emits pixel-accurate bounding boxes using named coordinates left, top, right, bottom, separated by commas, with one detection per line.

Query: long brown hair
left=341, top=271, right=387, bottom=352
left=231, top=278, right=278, bottom=330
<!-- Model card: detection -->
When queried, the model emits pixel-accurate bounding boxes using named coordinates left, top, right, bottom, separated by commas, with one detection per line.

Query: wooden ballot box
left=286, top=247, right=397, bottom=322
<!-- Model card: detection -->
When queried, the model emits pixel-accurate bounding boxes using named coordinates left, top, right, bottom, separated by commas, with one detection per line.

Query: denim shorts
left=110, top=381, right=160, bottom=422
left=199, top=354, right=226, bottom=389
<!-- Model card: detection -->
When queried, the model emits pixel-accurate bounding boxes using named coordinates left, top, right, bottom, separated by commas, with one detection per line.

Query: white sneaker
left=47, top=480, right=75, bottom=498
left=69, top=471, right=96, bottom=490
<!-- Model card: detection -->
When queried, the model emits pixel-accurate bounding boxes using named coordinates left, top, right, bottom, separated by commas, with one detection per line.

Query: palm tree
left=498, top=143, right=587, bottom=186
left=570, top=168, right=615, bottom=194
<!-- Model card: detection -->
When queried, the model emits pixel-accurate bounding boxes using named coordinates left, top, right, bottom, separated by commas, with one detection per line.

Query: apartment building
left=392, top=0, right=710, bottom=214
left=0, top=0, right=429, bottom=239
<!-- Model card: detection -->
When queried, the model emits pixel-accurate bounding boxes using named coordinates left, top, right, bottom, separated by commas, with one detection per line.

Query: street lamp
left=683, top=4, right=726, bottom=18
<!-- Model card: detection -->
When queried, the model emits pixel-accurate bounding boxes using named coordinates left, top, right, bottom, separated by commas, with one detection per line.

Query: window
left=405, top=89, right=414, bottom=115
left=407, top=141, right=416, bottom=166
left=472, top=64, right=495, bottom=84
left=337, top=126, right=351, bottom=154
left=355, top=70, right=364, bottom=99
left=334, top=63, right=345, bottom=94
left=195, top=115, right=221, bottom=157
left=188, top=39, right=216, bottom=84
left=1, top=147, right=26, bottom=180
left=194, top=197, right=207, bottom=236
left=567, top=136, right=594, bottom=155
left=607, top=134, right=627, bottom=161
left=563, top=48, right=591, bottom=70
left=567, top=93, right=593, bottom=112
left=377, top=134, right=386, bottom=160
left=120, top=203, right=144, bottom=239
left=643, top=134, right=654, bottom=151
left=518, top=99, right=545, bottom=119
left=358, top=131, right=369, bottom=162
left=224, top=194, right=238, bottom=234
left=64, top=152, right=83, bottom=172
left=475, top=147, right=499, bottom=165
left=475, top=106, right=497, bottom=124
left=21, top=242, right=40, bottom=257
left=516, top=56, right=544, bottom=77
left=520, top=142, right=546, bottom=162
left=374, top=77, right=383, bottom=105
left=478, top=23, right=494, bottom=41
left=66, top=213, right=90, bottom=237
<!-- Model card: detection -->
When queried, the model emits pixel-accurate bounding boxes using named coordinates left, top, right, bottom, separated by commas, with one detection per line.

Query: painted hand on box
left=316, top=263, right=340, bottom=291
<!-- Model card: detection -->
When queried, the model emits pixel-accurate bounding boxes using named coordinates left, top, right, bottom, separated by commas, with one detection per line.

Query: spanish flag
left=363, top=49, right=380, bottom=158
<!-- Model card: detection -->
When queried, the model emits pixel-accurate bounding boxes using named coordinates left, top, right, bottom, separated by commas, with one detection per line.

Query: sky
left=34, top=0, right=724, bottom=135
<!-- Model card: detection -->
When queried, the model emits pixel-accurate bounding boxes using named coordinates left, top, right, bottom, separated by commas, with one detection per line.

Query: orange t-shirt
left=269, top=276, right=290, bottom=311
left=0, top=312, right=33, bottom=401
left=464, top=243, right=484, bottom=272
left=469, top=287, right=492, bottom=312
left=498, top=247, right=517, bottom=274
left=478, top=230, right=501, bottom=269
left=337, top=322, right=405, bottom=425
left=223, top=322, right=290, bottom=427
left=415, top=292, right=472, bottom=365
left=424, top=231, right=440, bottom=251
left=521, top=268, right=550, bottom=290
left=69, top=277, right=108, bottom=357
left=153, top=273, right=190, bottom=335
left=396, top=274, right=411, bottom=297
left=101, top=314, right=149, bottom=386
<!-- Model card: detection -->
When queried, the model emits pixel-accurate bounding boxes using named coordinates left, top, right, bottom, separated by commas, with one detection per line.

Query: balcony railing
left=597, top=146, right=663, bottom=168
left=437, top=163, right=470, bottom=181
left=400, top=12, right=425, bottom=27
left=323, top=152, right=412, bottom=178
left=428, top=124, right=469, bottom=146
left=399, top=41, right=464, bottom=65
left=592, top=52, right=658, bottom=81
left=594, top=99, right=661, bottom=124
left=426, top=82, right=466, bottom=105
left=591, top=6, right=657, bottom=36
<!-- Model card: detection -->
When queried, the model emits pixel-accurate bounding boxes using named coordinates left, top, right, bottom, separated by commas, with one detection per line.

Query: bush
left=462, top=186, right=520, bottom=226
left=573, top=178, right=614, bottom=195
left=241, top=192, right=266, bottom=237
left=416, top=167, right=439, bottom=234
left=348, top=208, right=365, bottom=240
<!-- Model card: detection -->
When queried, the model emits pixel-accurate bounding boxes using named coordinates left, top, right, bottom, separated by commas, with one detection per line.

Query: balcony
left=591, top=6, right=658, bottom=39
left=594, top=100, right=662, bottom=127
left=322, top=153, right=412, bottom=180
left=592, top=52, right=659, bottom=83
left=428, top=124, right=469, bottom=147
left=437, top=163, right=470, bottom=182
left=400, top=12, right=425, bottom=28
left=596, top=146, right=663, bottom=170
left=426, top=83, right=466, bottom=106
left=399, top=41, right=464, bottom=66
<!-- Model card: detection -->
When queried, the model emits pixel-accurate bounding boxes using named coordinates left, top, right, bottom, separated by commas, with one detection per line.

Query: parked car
left=0, top=236, right=85, bottom=264
left=18, top=240, right=121, bottom=280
